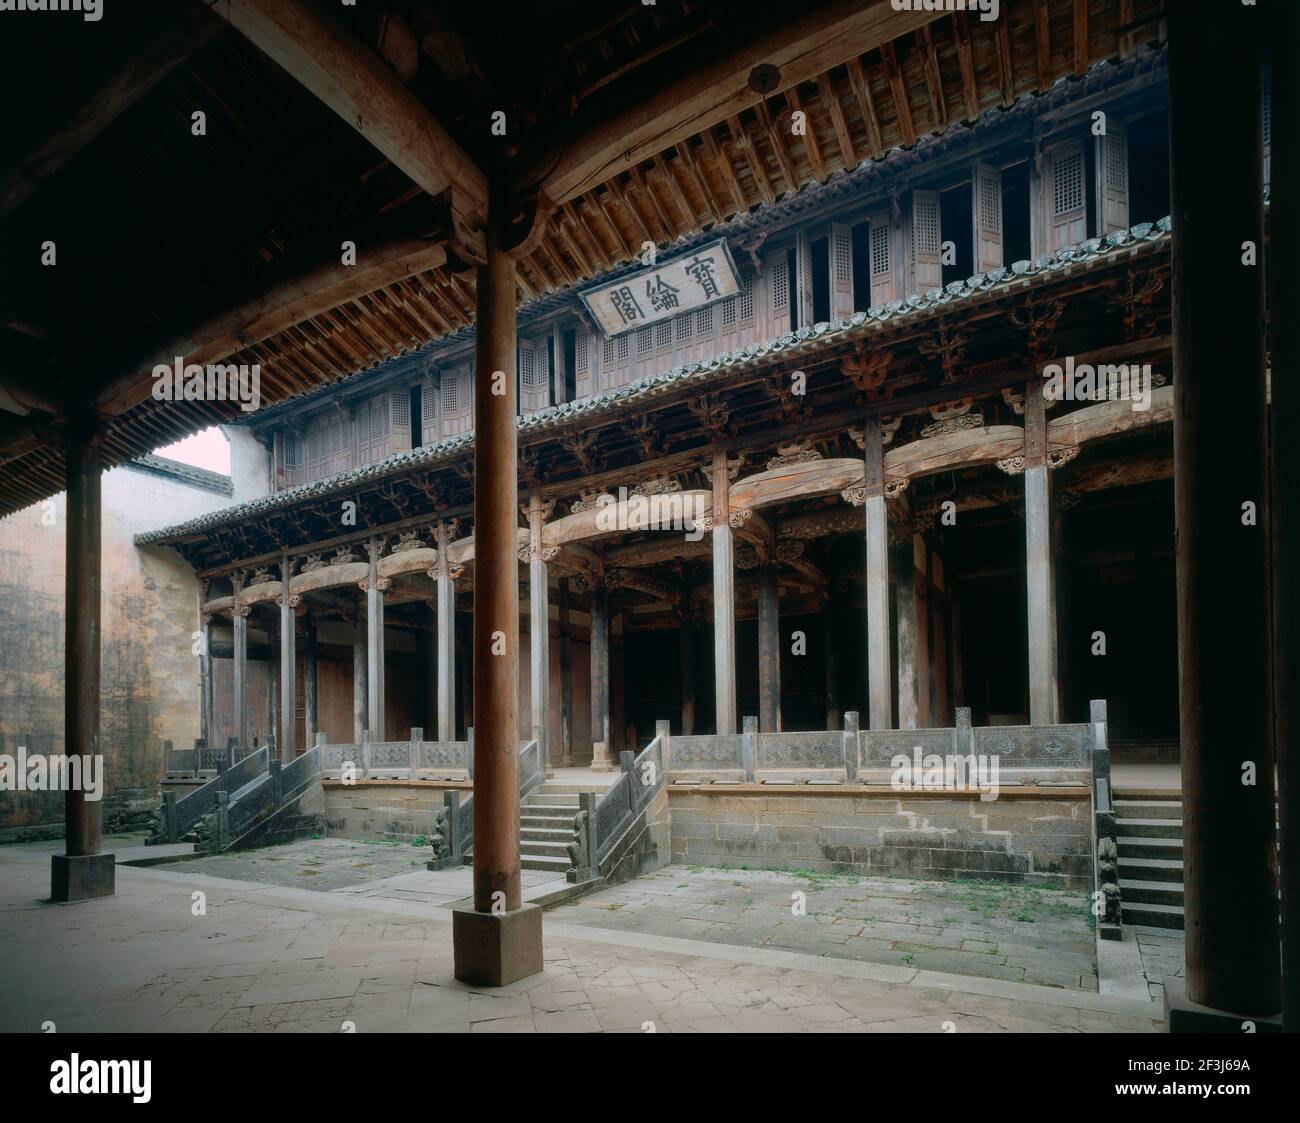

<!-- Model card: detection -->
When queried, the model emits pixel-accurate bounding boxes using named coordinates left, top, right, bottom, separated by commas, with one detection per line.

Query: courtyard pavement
left=0, top=836, right=1162, bottom=1033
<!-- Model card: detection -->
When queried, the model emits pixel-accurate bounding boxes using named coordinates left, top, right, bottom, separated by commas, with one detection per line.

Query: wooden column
left=1271, top=0, right=1300, bottom=1033
left=711, top=450, right=737, bottom=735
left=589, top=582, right=612, bottom=770
left=51, top=421, right=114, bottom=899
left=233, top=575, right=249, bottom=748
left=558, top=577, right=574, bottom=764
left=352, top=623, right=367, bottom=745
left=469, top=189, right=523, bottom=915
left=62, top=423, right=102, bottom=859
left=436, top=521, right=456, bottom=742
left=365, top=539, right=385, bottom=739
left=823, top=597, right=840, bottom=729
left=198, top=583, right=213, bottom=748
left=1024, top=382, right=1059, bottom=725
left=303, top=614, right=318, bottom=752
left=757, top=561, right=781, bottom=732
left=527, top=495, right=552, bottom=775
left=679, top=600, right=696, bottom=736
left=862, top=416, right=892, bottom=730
left=267, top=614, right=278, bottom=749
left=278, top=554, right=296, bottom=762
left=1169, top=0, right=1279, bottom=1019
left=894, top=538, right=924, bottom=730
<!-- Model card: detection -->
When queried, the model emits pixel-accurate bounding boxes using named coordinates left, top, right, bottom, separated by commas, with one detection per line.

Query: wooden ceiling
left=0, top=0, right=1165, bottom=518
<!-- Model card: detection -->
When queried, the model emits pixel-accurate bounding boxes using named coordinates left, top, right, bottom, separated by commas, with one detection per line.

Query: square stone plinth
left=452, top=903, right=543, bottom=987
left=1164, top=979, right=1283, bottom=1033
left=50, top=853, right=116, bottom=903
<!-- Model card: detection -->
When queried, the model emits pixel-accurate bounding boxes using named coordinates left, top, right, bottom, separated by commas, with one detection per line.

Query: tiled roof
left=136, top=217, right=1171, bottom=546
left=125, top=454, right=233, bottom=497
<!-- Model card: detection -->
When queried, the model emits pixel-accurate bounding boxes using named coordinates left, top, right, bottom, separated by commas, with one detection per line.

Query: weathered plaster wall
left=0, top=464, right=230, bottom=839
left=667, top=789, right=1093, bottom=889
left=221, top=425, right=271, bottom=504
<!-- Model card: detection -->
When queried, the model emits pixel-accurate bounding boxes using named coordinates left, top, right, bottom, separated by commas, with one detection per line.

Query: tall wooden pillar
left=862, top=416, right=892, bottom=730
left=304, top=614, right=317, bottom=752
left=711, top=451, right=737, bottom=735
left=895, top=536, right=928, bottom=730
left=757, top=562, right=781, bottom=732
left=1167, top=0, right=1279, bottom=1023
left=51, top=421, right=114, bottom=900
left=278, top=554, right=296, bottom=762
left=469, top=188, right=522, bottom=916
left=558, top=577, right=574, bottom=764
left=352, top=622, right=366, bottom=745
left=1024, top=382, right=1059, bottom=725
left=436, top=521, right=456, bottom=742
left=823, top=596, right=840, bottom=730
left=233, top=576, right=249, bottom=749
left=679, top=596, right=696, bottom=736
left=199, top=582, right=213, bottom=749
left=589, top=582, right=612, bottom=770
left=365, top=539, right=385, bottom=739
left=1270, top=0, right=1300, bottom=1032
left=528, top=495, right=552, bottom=775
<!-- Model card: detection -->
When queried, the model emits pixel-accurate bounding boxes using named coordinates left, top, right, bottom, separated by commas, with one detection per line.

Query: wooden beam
left=951, top=14, right=979, bottom=122
left=95, top=237, right=448, bottom=417
left=700, top=127, right=748, bottom=217
left=754, top=99, right=799, bottom=195
left=881, top=41, right=915, bottom=147
left=995, top=17, right=1015, bottom=106
left=818, top=73, right=857, bottom=169
left=1034, top=0, right=1053, bottom=91
left=207, top=0, right=487, bottom=227
left=523, top=1, right=944, bottom=204
left=917, top=24, right=947, bottom=131
left=1073, top=0, right=1090, bottom=77
left=787, top=86, right=827, bottom=182
left=729, top=116, right=775, bottom=206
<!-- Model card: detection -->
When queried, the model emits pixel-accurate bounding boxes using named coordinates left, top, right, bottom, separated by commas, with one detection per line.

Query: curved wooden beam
left=730, top=457, right=864, bottom=510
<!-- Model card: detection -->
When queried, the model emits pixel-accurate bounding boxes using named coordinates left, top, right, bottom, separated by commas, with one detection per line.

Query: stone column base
left=50, top=853, right=116, bottom=902
left=452, top=903, right=544, bottom=987
left=1163, top=979, right=1283, bottom=1033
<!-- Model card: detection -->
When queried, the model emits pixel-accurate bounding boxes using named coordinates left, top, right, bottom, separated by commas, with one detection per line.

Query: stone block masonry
left=323, top=780, right=465, bottom=844
left=667, top=788, right=1093, bottom=890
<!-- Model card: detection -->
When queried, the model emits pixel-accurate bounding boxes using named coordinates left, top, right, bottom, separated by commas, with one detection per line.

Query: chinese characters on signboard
left=580, top=240, right=743, bottom=338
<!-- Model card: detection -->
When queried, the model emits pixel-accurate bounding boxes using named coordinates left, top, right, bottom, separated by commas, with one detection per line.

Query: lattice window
left=442, top=367, right=466, bottom=414
left=602, top=336, right=616, bottom=367
left=720, top=296, right=736, bottom=326
left=656, top=320, right=673, bottom=348
left=914, top=197, right=940, bottom=256
left=283, top=431, right=303, bottom=470
left=870, top=222, right=890, bottom=276
left=696, top=306, right=713, bottom=336
left=834, top=229, right=852, bottom=282
left=675, top=312, right=691, bottom=341
left=1103, top=134, right=1127, bottom=192
left=520, top=343, right=536, bottom=387
left=1053, top=149, right=1085, bottom=216
left=616, top=334, right=629, bottom=361
left=739, top=268, right=755, bottom=321
left=369, top=395, right=388, bottom=442
left=770, top=259, right=789, bottom=308
left=636, top=327, right=653, bottom=356
left=576, top=333, right=589, bottom=374
left=390, top=390, right=410, bottom=431
left=979, top=173, right=1002, bottom=232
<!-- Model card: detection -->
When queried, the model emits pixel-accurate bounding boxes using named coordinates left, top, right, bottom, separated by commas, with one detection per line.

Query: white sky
left=153, top=426, right=231, bottom=474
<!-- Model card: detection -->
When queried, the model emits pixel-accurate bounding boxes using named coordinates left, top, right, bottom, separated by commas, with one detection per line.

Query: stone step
left=1115, top=817, right=1183, bottom=839
left=1118, top=835, right=1184, bottom=860
left=523, top=792, right=580, bottom=807
left=1121, top=856, right=1184, bottom=883
left=520, top=854, right=570, bottom=873
left=521, top=814, right=575, bottom=830
left=1119, top=878, right=1185, bottom=906
left=519, top=840, right=571, bottom=859
left=523, top=804, right=583, bottom=818
left=1114, top=799, right=1182, bottom=820
left=521, top=826, right=574, bottom=844
left=1122, top=900, right=1185, bottom=930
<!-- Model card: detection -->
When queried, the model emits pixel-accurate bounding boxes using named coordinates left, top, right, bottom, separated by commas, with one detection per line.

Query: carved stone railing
left=317, top=728, right=473, bottom=780
left=578, top=721, right=669, bottom=882
left=152, top=745, right=274, bottom=845
left=440, top=738, right=540, bottom=866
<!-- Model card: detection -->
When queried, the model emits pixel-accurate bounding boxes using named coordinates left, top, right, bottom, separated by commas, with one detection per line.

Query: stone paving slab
left=0, top=849, right=1158, bottom=1033
left=551, top=865, right=1101, bottom=992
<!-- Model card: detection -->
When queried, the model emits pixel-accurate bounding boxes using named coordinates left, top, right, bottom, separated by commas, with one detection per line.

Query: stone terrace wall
left=667, top=789, right=1093, bottom=889
left=323, top=780, right=464, bottom=843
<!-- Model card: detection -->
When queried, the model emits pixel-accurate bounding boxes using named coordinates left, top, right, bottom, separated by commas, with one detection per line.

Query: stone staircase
left=462, top=785, right=584, bottom=875
left=1115, top=792, right=1184, bottom=930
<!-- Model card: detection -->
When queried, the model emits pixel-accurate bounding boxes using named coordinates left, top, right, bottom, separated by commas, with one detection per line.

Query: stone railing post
left=843, top=711, right=859, bottom=784
left=410, top=727, right=422, bottom=778
left=741, top=715, right=757, bottom=782
left=361, top=728, right=372, bottom=779
left=956, top=706, right=973, bottom=757
left=465, top=726, right=474, bottom=780
left=192, top=737, right=204, bottom=777
left=162, top=738, right=173, bottom=774
left=445, top=789, right=463, bottom=859
left=162, top=791, right=178, bottom=844
left=581, top=790, right=599, bottom=874
left=268, top=758, right=282, bottom=806
left=315, top=732, right=327, bottom=750
left=1089, top=699, right=1121, bottom=939
left=214, top=790, right=230, bottom=851
left=654, top=720, right=670, bottom=788
left=226, top=737, right=237, bottom=773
